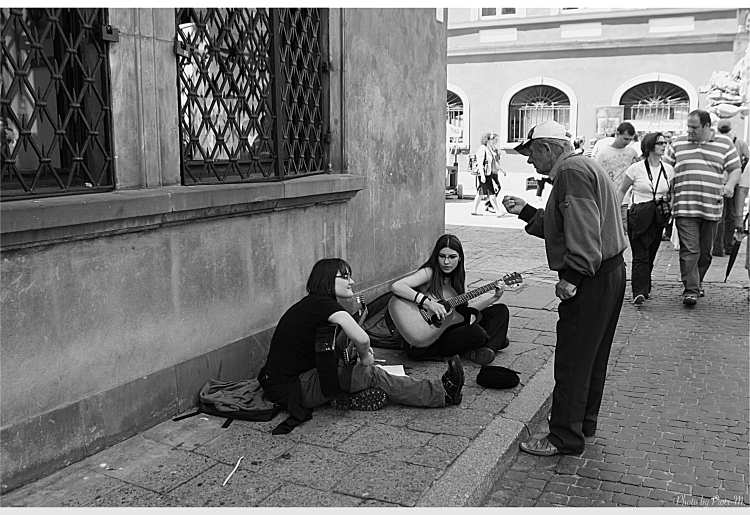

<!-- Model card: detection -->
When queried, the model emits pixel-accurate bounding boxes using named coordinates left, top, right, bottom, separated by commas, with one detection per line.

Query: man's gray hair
left=533, top=138, right=574, bottom=155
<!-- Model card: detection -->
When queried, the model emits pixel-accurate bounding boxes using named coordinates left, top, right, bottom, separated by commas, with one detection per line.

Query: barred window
left=1, top=8, right=115, bottom=200
left=175, top=8, right=329, bottom=185
left=508, top=85, right=570, bottom=143
left=620, top=81, right=689, bottom=122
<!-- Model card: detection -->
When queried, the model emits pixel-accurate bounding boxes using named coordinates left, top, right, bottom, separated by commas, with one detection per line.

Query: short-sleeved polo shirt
left=662, top=133, right=741, bottom=220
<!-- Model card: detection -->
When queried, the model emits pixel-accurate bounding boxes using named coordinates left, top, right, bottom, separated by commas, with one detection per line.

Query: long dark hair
left=419, top=234, right=465, bottom=299
left=306, top=258, right=352, bottom=300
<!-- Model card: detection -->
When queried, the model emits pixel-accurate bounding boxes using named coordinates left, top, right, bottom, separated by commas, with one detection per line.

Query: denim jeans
left=298, top=362, right=445, bottom=409
left=674, top=217, right=719, bottom=295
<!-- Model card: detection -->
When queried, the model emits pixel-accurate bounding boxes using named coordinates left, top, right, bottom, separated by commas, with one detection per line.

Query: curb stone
left=419, top=357, right=555, bottom=506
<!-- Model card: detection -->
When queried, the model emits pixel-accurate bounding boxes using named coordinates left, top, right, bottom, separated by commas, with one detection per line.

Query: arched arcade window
left=447, top=89, right=465, bottom=146
left=508, top=85, right=570, bottom=142
left=620, top=81, right=689, bottom=129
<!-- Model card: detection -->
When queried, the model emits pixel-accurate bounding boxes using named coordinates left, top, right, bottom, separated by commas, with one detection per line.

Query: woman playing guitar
left=390, top=234, right=511, bottom=365
left=258, top=258, right=466, bottom=433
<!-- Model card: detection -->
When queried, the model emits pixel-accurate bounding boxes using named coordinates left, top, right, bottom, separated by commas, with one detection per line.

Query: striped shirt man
left=663, top=132, right=741, bottom=221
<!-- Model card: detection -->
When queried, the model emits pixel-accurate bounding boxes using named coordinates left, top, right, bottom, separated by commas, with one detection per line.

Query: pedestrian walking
left=471, top=132, right=504, bottom=217
left=662, top=110, right=742, bottom=305
left=485, top=134, right=509, bottom=215
left=712, top=119, right=750, bottom=256
left=616, top=132, right=675, bottom=305
left=595, top=122, right=640, bottom=233
left=502, top=120, right=627, bottom=456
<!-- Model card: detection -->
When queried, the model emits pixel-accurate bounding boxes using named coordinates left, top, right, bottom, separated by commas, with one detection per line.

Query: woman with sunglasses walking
left=616, top=132, right=675, bottom=305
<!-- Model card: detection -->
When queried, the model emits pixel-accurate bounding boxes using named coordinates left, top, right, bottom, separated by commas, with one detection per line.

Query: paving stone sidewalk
left=3, top=223, right=746, bottom=507
left=483, top=238, right=750, bottom=508
left=1, top=224, right=564, bottom=508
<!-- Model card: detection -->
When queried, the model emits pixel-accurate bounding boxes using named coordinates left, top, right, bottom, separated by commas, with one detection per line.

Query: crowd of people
left=254, top=111, right=748, bottom=458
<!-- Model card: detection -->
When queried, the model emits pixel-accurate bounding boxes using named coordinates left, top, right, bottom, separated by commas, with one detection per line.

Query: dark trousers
left=547, top=261, right=626, bottom=454
left=629, top=224, right=664, bottom=298
left=713, top=188, right=739, bottom=254
left=406, top=303, right=509, bottom=360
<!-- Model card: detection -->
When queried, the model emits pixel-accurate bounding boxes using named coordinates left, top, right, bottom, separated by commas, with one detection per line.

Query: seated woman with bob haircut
left=258, top=258, right=465, bottom=433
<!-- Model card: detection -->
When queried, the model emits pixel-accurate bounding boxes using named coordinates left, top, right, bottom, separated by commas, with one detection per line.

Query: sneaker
left=442, top=355, right=465, bottom=406
left=330, top=387, right=387, bottom=411
left=633, top=294, right=645, bottom=306
left=464, top=347, right=495, bottom=365
left=682, top=293, right=698, bottom=306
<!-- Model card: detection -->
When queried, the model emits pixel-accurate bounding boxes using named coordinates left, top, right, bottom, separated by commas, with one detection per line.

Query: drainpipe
left=341, top=9, right=347, bottom=174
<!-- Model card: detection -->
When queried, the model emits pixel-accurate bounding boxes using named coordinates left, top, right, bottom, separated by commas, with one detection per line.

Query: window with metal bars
left=447, top=90, right=464, bottom=146
left=508, top=85, right=570, bottom=143
left=175, top=8, right=329, bottom=185
left=620, top=81, right=689, bottom=122
left=1, top=8, right=115, bottom=200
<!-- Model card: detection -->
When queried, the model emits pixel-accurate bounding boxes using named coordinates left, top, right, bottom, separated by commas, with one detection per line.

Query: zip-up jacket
left=520, top=152, right=628, bottom=286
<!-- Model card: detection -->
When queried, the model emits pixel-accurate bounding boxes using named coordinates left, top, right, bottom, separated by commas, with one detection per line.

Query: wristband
left=414, top=292, right=420, bottom=304
left=419, top=296, right=429, bottom=309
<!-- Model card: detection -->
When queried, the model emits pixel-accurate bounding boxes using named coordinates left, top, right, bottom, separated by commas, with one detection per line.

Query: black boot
left=442, top=355, right=465, bottom=406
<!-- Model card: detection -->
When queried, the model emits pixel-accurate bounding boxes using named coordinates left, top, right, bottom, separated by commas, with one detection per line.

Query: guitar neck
left=446, top=280, right=499, bottom=308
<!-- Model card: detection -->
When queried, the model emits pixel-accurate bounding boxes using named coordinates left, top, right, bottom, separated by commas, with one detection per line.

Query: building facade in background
left=447, top=7, right=749, bottom=156
left=1, top=7, right=447, bottom=492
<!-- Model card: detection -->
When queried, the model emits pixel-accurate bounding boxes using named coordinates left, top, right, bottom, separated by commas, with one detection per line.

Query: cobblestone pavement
left=482, top=239, right=750, bottom=508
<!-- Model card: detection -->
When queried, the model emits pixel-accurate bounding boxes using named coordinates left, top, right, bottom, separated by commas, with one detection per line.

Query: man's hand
left=721, top=185, right=735, bottom=198
left=555, top=279, right=577, bottom=300
left=502, top=195, right=526, bottom=215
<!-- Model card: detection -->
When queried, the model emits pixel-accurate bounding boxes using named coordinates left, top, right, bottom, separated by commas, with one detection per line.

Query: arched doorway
left=619, top=81, right=690, bottom=132
left=508, top=85, right=570, bottom=142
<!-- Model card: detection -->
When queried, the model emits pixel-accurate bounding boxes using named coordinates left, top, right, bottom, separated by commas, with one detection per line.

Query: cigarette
left=374, top=359, right=386, bottom=363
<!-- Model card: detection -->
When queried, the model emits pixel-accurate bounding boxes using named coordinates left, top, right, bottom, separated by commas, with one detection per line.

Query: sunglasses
left=655, top=141, right=667, bottom=146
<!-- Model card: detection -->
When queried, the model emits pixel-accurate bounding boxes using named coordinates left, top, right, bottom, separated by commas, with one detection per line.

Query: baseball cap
left=716, top=119, right=732, bottom=133
left=514, top=120, right=572, bottom=155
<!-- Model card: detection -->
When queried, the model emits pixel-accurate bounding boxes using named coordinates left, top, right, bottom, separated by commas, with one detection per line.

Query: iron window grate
left=175, top=8, right=327, bottom=185
left=1, top=8, right=114, bottom=199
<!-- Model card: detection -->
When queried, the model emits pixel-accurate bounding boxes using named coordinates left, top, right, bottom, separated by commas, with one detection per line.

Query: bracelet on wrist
left=418, top=296, right=429, bottom=309
left=414, top=292, right=420, bottom=304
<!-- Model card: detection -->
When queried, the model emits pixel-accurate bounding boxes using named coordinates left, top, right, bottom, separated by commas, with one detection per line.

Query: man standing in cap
left=502, top=121, right=627, bottom=456
left=712, top=119, right=749, bottom=257
left=662, top=110, right=742, bottom=305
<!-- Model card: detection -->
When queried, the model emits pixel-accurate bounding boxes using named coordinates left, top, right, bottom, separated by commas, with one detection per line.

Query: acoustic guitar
left=314, top=296, right=367, bottom=398
left=388, top=273, right=523, bottom=348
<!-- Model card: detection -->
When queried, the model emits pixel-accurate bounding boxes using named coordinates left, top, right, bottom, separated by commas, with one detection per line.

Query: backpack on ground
left=173, top=378, right=281, bottom=428
left=360, top=291, right=404, bottom=349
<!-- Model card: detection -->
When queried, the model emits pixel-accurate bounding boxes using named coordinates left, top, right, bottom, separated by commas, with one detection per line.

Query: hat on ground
left=476, top=365, right=520, bottom=389
left=716, top=119, right=732, bottom=133
left=514, top=120, right=572, bottom=156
